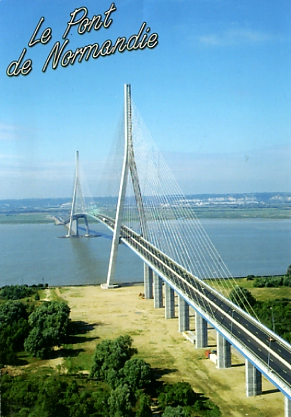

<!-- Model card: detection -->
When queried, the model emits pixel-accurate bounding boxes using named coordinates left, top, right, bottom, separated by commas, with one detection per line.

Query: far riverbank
left=1, top=206, right=291, bottom=225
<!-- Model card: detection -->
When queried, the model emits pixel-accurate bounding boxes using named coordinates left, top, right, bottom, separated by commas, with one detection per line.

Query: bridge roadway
left=94, top=213, right=291, bottom=399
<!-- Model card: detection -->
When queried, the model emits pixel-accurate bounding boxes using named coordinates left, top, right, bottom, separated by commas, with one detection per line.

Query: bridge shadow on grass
left=261, top=388, right=280, bottom=395
left=231, top=362, right=245, bottom=368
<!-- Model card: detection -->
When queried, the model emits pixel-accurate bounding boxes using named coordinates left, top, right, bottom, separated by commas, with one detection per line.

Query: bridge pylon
left=102, top=84, right=148, bottom=288
left=66, top=151, right=90, bottom=238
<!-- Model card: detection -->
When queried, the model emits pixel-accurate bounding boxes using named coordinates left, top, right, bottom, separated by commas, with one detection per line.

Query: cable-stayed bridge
left=63, top=85, right=291, bottom=416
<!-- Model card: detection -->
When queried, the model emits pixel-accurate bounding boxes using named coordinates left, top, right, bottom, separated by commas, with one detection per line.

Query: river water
left=0, top=219, right=290, bottom=287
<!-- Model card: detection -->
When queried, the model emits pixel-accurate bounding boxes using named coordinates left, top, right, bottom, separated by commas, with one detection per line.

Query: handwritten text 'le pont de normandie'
left=6, top=3, right=159, bottom=77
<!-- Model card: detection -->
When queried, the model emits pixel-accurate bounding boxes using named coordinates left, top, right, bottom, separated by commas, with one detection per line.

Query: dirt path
left=54, top=284, right=283, bottom=417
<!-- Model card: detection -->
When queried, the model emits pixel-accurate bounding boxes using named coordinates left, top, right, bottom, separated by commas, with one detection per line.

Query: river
left=0, top=218, right=290, bottom=287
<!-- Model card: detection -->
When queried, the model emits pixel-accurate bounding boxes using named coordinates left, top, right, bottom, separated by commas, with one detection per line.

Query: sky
left=0, top=0, right=290, bottom=198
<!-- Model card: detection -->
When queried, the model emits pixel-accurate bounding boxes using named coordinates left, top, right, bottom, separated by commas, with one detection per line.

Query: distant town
left=0, top=192, right=291, bottom=221
left=1, top=192, right=291, bottom=212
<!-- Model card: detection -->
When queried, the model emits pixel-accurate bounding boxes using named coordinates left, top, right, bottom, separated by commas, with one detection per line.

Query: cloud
left=197, top=28, right=273, bottom=47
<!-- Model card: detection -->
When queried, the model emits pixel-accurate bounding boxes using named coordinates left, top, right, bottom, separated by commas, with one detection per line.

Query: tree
left=90, top=335, right=136, bottom=380
left=246, top=275, right=254, bottom=281
left=0, top=335, right=17, bottom=366
left=0, top=300, right=30, bottom=365
left=118, top=358, right=153, bottom=391
left=162, top=405, right=191, bottom=417
left=286, top=264, right=291, bottom=277
left=24, top=301, right=70, bottom=358
left=108, top=384, right=134, bottom=417
left=33, top=376, right=69, bottom=417
left=0, top=300, right=28, bottom=325
left=229, top=286, right=256, bottom=311
left=158, top=382, right=197, bottom=409
left=1, top=372, right=40, bottom=416
left=136, top=393, right=152, bottom=417
left=92, top=388, right=110, bottom=417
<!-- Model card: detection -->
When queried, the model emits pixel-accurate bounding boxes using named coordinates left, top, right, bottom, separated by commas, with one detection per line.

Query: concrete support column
left=153, top=273, right=163, bottom=308
left=195, top=313, right=208, bottom=348
left=216, top=332, right=231, bottom=368
left=165, top=284, right=175, bottom=319
left=178, top=296, right=190, bottom=332
left=285, top=396, right=291, bottom=417
left=144, top=264, right=153, bottom=299
left=245, top=360, right=262, bottom=397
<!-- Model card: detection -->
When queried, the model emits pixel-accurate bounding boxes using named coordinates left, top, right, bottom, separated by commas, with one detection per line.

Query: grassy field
left=194, top=206, right=291, bottom=219
left=208, top=276, right=291, bottom=301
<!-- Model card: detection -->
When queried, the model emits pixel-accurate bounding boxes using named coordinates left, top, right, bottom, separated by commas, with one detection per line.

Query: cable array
left=122, top=102, right=259, bottom=319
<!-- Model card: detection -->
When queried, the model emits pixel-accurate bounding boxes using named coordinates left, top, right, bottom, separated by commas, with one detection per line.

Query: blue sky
left=0, top=0, right=290, bottom=198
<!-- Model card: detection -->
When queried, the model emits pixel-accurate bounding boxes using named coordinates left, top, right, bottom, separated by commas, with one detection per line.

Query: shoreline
left=21, top=273, right=287, bottom=290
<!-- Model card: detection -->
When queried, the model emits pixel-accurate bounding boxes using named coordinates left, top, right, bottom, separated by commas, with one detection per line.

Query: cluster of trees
left=1, top=372, right=106, bottom=417
left=0, top=284, right=36, bottom=300
left=1, top=334, right=221, bottom=417
left=88, top=335, right=221, bottom=417
left=24, top=301, right=71, bottom=358
left=0, top=291, right=71, bottom=366
left=254, top=299, right=291, bottom=342
left=246, top=265, right=291, bottom=288
left=0, top=283, right=49, bottom=301
left=229, top=286, right=291, bottom=343
left=253, top=276, right=291, bottom=288
left=89, top=335, right=152, bottom=416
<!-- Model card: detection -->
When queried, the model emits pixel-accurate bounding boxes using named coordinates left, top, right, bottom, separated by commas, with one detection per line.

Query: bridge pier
left=245, top=360, right=262, bottom=397
left=144, top=265, right=153, bottom=299
left=195, top=313, right=208, bottom=348
left=69, top=218, right=78, bottom=236
left=178, top=296, right=190, bottom=332
left=285, top=397, right=291, bottom=417
left=153, top=273, right=163, bottom=308
left=83, top=215, right=90, bottom=235
left=216, top=332, right=231, bottom=368
left=164, top=284, right=175, bottom=319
